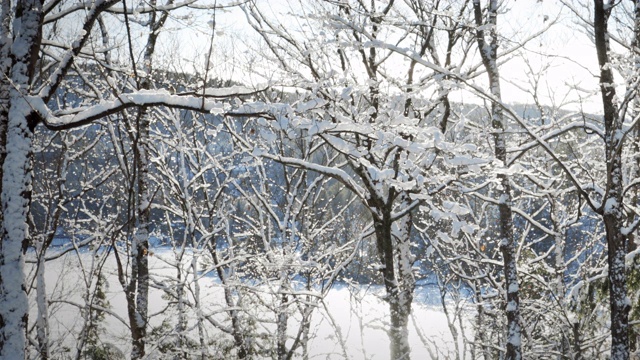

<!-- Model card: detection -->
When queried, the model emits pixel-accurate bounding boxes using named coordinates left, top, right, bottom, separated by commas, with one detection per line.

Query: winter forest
left=3, top=0, right=640, bottom=359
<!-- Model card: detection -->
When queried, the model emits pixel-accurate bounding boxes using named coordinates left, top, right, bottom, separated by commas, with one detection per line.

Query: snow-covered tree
left=591, top=1, right=635, bottom=357
left=243, top=1, right=486, bottom=358
left=0, top=1, right=276, bottom=357
left=471, top=1, right=522, bottom=357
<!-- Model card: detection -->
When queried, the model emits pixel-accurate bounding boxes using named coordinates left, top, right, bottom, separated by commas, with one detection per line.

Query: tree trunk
left=129, top=108, right=150, bottom=359
left=0, top=59, right=33, bottom=360
left=126, top=4, right=173, bottom=355
left=0, top=0, right=43, bottom=357
left=121, top=104, right=151, bottom=359
left=35, top=245, right=50, bottom=359
left=630, top=2, right=640, bottom=354
left=0, top=0, right=10, bottom=205
left=210, top=244, right=251, bottom=358
left=605, top=211, right=628, bottom=359
left=474, top=283, right=491, bottom=360
left=394, top=194, right=415, bottom=360
left=573, top=322, right=582, bottom=360
left=374, top=204, right=414, bottom=360
left=594, top=2, right=630, bottom=359
left=191, top=253, right=208, bottom=360
left=549, top=198, right=572, bottom=358
left=472, top=1, right=522, bottom=359
left=277, top=292, right=289, bottom=360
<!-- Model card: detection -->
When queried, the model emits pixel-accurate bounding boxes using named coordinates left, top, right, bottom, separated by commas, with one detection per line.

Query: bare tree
left=0, top=1, right=274, bottom=357
left=593, top=1, right=630, bottom=358
left=243, top=1, right=483, bottom=357
left=471, top=1, right=522, bottom=358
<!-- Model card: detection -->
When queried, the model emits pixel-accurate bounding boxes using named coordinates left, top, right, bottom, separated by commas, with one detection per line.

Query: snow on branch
left=324, top=12, right=598, bottom=212
left=43, top=0, right=213, bottom=24
left=39, top=0, right=121, bottom=102
left=27, top=89, right=278, bottom=131
left=178, top=85, right=269, bottom=98
left=52, top=299, right=130, bottom=328
left=259, top=152, right=367, bottom=201
left=507, top=120, right=604, bottom=165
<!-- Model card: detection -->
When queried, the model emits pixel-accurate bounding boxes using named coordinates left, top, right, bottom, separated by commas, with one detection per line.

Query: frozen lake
left=29, top=247, right=472, bottom=359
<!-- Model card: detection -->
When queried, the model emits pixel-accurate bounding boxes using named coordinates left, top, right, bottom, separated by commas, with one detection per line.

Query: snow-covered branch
left=258, top=152, right=367, bottom=201
left=28, top=90, right=277, bottom=131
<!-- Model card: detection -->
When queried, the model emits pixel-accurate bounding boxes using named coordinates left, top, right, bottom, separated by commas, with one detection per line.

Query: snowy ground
left=29, top=248, right=471, bottom=359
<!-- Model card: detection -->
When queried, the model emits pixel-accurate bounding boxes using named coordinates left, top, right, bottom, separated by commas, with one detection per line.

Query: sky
left=117, top=0, right=614, bottom=115
left=495, top=1, right=603, bottom=113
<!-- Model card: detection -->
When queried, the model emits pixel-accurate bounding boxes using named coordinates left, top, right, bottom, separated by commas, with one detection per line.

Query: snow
left=259, top=153, right=367, bottom=200
left=2, top=80, right=36, bottom=357
left=27, top=91, right=280, bottom=129
left=508, top=332, right=522, bottom=347
left=508, top=283, right=519, bottom=294
left=604, top=197, right=618, bottom=214
left=30, top=249, right=471, bottom=359
left=447, top=155, right=488, bottom=166
left=295, top=98, right=327, bottom=113
left=201, top=85, right=266, bottom=98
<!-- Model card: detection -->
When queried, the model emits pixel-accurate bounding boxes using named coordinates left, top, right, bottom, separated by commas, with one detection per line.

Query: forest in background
left=1, top=0, right=640, bottom=359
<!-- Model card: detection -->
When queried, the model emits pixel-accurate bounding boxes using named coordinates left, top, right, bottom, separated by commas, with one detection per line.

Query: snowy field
left=29, top=248, right=470, bottom=359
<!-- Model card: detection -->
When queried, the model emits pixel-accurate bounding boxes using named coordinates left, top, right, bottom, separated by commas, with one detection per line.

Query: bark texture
left=369, top=192, right=415, bottom=360
left=594, top=2, right=630, bottom=359
left=123, top=3, right=173, bottom=357
left=0, top=0, right=43, bottom=357
left=472, top=1, right=522, bottom=359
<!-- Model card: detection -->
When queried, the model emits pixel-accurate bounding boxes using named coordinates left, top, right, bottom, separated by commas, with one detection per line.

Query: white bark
left=0, top=1, right=43, bottom=357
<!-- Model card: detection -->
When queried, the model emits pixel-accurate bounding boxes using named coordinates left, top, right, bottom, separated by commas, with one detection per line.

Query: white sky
left=495, top=1, right=603, bottom=113
left=124, top=0, right=618, bottom=115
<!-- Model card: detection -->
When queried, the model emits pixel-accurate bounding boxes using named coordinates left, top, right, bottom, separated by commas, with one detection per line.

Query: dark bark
left=474, top=284, right=491, bottom=360
left=574, top=322, right=582, bottom=360
left=594, top=2, right=630, bottom=359
left=0, top=0, right=10, bottom=203
left=207, top=239, right=251, bottom=358
left=127, top=105, right=150, bottom=360
left=472, top=1, right=522, bottom=359
left=125, top=3, right=174, bottom=357
left=373, top=204, right=413, bottom=360
left=277, top=292, right=289, bottom=360
left=0, top=0, right=10, bottom=348
left=630, top=1, right=640, bottom=352
left=349, top=5, right=416, bottom=358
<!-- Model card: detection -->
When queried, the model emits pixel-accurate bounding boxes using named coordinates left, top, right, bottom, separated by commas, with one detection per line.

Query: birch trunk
left=0, top=0, right=42, bottom=357
left=0, top=0, right=10, bottom=205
